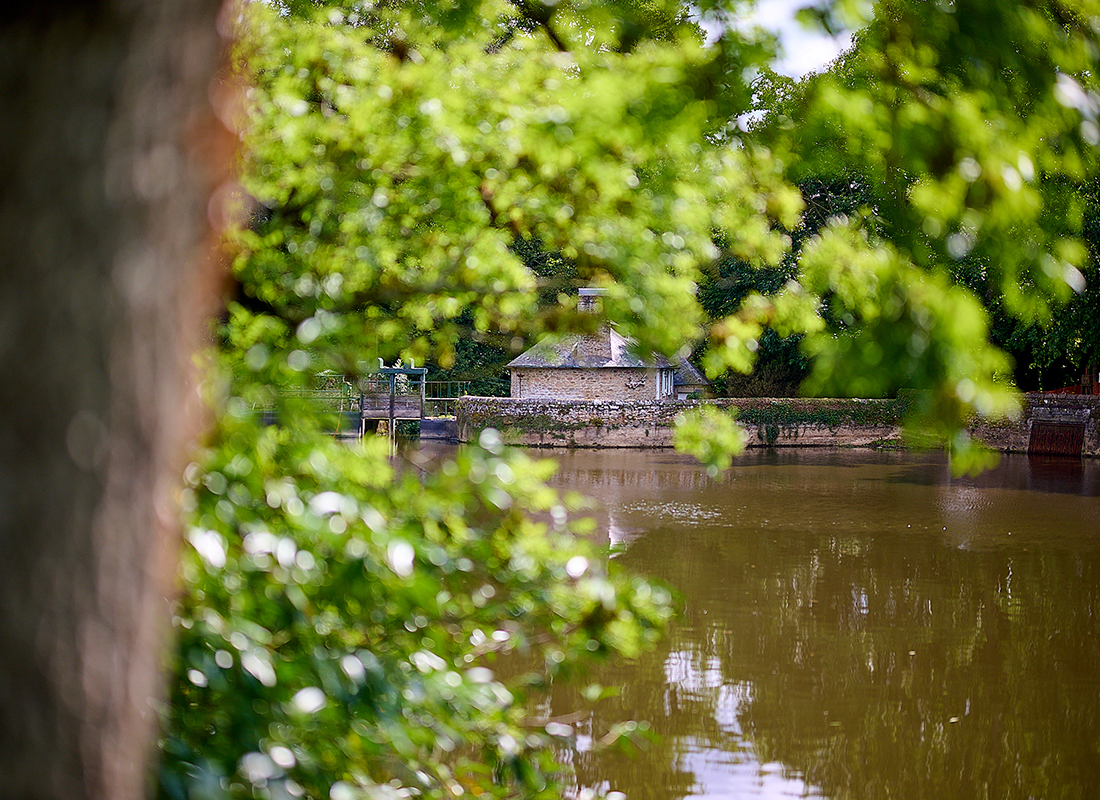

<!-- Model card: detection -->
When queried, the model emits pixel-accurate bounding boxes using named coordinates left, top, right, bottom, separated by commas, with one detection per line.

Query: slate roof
left=672, top=359, right=709, bottom=388
left=507, top=324, right=672, bottom=370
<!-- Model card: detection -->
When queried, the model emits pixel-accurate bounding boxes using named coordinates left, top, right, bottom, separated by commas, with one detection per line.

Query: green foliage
left=228, top=0, right=795, bottom=371
left=960, top=175, right=1100, bottom=390
left=673, top=405, right=748, bottom=474
left=733, top=395, right=912, bottom=431
left=163, top=421, right=674, bottom=799
left=424, top=237, right=578, bottom=393
left=163, top=0, right=1100, bottom=797
left=168, top=3, right=781, bottom=796
left=695, top=177, right=873, bottom=396
left=744, top=0, right=1100, bottom=433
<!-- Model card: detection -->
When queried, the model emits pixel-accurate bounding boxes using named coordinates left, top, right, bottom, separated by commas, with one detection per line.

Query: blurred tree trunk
left=0, top=3, right=224, bottom=798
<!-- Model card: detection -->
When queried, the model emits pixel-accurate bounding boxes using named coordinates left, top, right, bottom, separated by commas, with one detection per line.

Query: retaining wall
left=456, top=394, right=1100, bottom=455
left=457, top=397, right=908, bottom=449
left=969, top=393, right=1100, bottom=455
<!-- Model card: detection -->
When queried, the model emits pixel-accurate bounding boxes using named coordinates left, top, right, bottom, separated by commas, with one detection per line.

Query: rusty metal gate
left=1028, top=421, right=1085, bottom=456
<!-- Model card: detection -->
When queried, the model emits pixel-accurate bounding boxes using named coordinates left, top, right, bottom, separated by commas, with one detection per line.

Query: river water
left=520, top=448, right=1100, bottom=800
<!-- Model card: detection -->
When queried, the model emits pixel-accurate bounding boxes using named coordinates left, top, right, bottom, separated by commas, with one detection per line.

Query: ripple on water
left=620, top=500, right=729, bottom=526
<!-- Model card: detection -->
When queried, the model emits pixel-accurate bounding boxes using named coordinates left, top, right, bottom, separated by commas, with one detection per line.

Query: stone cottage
left=507, top=289, right=693, bottom=402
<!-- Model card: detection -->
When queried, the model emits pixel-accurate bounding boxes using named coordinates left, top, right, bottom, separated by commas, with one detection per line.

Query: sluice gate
left=1028, top=422, right=1086, bottom=456
left=1028, top=406, right=1090, bottom=456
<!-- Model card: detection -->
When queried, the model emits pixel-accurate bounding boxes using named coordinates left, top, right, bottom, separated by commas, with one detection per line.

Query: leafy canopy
left=161, top=1, right=1100, bottom=799
left=747, top=0, right=1100, bottom=422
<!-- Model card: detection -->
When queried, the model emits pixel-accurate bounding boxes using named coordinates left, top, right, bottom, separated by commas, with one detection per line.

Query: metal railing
left=280, top=373, right=358, bottom=411
left=424, top=380, right=471, bottom=417
left=268, top=375, right=474, bottom=418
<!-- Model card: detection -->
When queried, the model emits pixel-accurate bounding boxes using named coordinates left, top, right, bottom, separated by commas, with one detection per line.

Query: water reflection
left=539, top=449, right=1100, bottom=800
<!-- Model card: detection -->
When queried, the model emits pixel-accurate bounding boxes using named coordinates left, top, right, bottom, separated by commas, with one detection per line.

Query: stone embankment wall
left=457, top=397, right=910, bottom=449
left=456, top=394, right=1100, bottom=455
left=969, top=394, right=1100, bottom=455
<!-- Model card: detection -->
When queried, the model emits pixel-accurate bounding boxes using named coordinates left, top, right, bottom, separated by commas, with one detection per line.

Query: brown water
left=531, top=448, right=1100, bottom=800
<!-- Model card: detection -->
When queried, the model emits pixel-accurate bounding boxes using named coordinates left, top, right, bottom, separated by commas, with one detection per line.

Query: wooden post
left=418, top=363, right=426, bottom=420
left=388, top=372, right=396, bottom=455
left=359, top=389, right=367, bottom=439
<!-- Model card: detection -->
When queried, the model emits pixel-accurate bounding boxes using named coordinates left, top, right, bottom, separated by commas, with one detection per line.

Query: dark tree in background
left=0, top=3, right=223, bottom=798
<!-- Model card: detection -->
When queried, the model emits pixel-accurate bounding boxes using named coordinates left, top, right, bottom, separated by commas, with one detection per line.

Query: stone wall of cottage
left=510, top=367, right=664, bottom=402
left=457, top=394, right=1100, bottom=455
